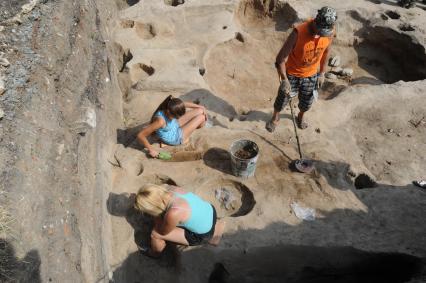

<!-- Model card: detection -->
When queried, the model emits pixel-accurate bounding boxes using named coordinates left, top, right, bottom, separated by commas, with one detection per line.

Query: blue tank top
left=174, top=192, right=213, bottom=234
left=154, top=111, right=182, bottom=145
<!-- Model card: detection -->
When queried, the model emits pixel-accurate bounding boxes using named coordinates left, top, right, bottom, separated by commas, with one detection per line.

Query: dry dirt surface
left=1, top=0, right=426, bottom=282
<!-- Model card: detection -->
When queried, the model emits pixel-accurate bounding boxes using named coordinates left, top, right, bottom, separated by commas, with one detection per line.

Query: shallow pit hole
left=119, top=49, right=133, bottom=72
left=141, top=174, right=177, bottom=186
left=381, top=14, right=389, bottom=20
left=385, top=10, right=401, bottom=19
left=120, top=19, right=135, bottom=28
left=195, top=179, right=255, bottom=218
left=354, top=173, right=378, bottom=189
left=222, top=26, right=228, bottom=30
left=235, top=32, right=244, bottom=43
left=398, top=23, right=415, bottom=32
left=235, top=0, right=298, bottom=31
left=126, top=0, right=140, bottom=6
left=354, top=26, right=426, bottom=83
left=164, top=0, right=184, bottom=7
left=320, top=81, right=348, bottom=100
left=199, top=68, right=205, bottom=76
left=141, top=64, right=155, bottom=76
left=134, top=22, right=156, bottom=39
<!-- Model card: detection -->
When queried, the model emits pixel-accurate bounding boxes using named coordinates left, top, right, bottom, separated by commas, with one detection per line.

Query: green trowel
left=157, top=151, right=172, bottom=161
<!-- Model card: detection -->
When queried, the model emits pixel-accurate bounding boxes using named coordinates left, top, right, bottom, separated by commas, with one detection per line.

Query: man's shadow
left=0, top=239, right=41, bottom=282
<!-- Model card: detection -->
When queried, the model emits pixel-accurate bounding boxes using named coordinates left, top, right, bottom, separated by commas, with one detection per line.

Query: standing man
left=266, top=7, right=337, bottom=132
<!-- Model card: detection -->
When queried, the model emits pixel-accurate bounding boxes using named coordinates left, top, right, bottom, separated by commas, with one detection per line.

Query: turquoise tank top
left=154, top=111, right=182, bottom=145
left=174, top=192, right=213, bottom=234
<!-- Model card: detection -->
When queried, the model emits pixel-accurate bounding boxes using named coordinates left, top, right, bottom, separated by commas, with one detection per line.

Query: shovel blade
left=295, top=159, right=314, bottom=173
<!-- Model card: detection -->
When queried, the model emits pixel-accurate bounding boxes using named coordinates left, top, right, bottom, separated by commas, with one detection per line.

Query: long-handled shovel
left=289, top=97, right=314, bottom=174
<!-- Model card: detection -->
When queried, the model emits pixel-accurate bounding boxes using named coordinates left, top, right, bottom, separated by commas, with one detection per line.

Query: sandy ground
left=109, top=0, right=426, bottom=282
left=0, top=0, right=425, bottom=282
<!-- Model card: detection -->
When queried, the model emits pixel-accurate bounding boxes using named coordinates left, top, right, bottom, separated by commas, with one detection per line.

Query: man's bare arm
left=275, top=29, right=298, bottom=80
left=319, top=45, right=331, bottom=74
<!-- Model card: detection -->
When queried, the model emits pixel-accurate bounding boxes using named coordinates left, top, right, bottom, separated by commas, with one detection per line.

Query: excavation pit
left=354, top=26, right=426, bottom=83
left=195, top=179, right=255, bottom=218
left=141, top=174, right=177, bottom=186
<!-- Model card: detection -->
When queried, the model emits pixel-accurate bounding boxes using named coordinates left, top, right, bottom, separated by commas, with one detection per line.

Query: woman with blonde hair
left=134, top=183, right=224, bottom=257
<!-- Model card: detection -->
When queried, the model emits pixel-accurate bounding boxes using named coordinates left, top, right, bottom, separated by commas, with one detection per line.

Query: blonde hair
left=134, top=184, right=170, bottom=217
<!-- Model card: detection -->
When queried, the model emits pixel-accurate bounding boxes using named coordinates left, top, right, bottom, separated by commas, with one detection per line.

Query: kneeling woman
left=134, top=184, right=224, bottom=257
left=137, top=95, right=207, bottom=158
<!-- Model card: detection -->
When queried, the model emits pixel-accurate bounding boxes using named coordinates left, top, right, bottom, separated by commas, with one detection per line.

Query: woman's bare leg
left=178, top=108, right=204, bottom=127
left=181, top=114, right=206, bottom=144
left=150, top=227, right=189, bottom=255
left=209, top=219, right=225, bottom=246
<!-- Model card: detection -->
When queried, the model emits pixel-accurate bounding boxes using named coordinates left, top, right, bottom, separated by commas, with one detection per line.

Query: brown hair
left=152, top=95, right=186, bottom=121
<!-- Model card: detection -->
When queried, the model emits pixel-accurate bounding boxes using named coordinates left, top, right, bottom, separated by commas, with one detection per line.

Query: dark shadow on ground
left=180, top=89, right=237, bottom=119
left=110, top=203, right=426, bottom=282
left=107, top=192, right=154, bottom=253
left=206, top=245, right=424, bottom=283
left=203, top=148, right=233, bottom=175
left=117, top=123, right=147, bottom=148
left=365, top=0, right=399, bottom=6
left=244, top=110, right=291, bottom=123
left=350, top=76, right=383, bottom=86
left=0, top=239, right=41, bottom=283
left=312, top=160, right=354, bottom=190
left=126, top=0, right=140, bottom=6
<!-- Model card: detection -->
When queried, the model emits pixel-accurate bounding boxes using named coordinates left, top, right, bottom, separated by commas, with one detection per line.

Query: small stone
left=0, top=108, right=4, bottom=120
left=386, top=160, right=392, bottom=165
left=240, top=107, right=250, bottom=115
left=341, top=68, right=354, bottom=77
left=0, top=80, right=5, bottom=96
left=329, top=56, right=341, bottom=67
left=22, top=0, right=38, bottom=14
left=0, top=58, right=10, bottom=67
left=315, top=128, right=321, bottom=133
left=397, top=133, right=401, bottom=137
left=387, top=128, right=394, bottom=133
left=57, top=143, right=65, bottom=155
left=348, top=170, right=356, bottom=178
left=325, top=72, right=337, bottom=79
left=71, top=107, right=96, bottom=134
left=333, top=67, right=343, bottom=74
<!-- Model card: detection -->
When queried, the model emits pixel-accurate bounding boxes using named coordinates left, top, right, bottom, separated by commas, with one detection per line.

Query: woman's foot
left=209, top=219, right=225, bottom=246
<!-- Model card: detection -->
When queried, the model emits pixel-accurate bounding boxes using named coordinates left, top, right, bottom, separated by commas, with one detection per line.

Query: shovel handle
left=289, top=93, right=303, bottom=160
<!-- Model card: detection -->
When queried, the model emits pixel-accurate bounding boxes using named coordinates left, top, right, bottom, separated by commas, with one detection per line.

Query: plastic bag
left=290, top=202, right=316, bottom=221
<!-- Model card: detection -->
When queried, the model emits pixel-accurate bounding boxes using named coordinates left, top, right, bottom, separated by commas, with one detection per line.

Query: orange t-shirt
left=286, top=19, right=333, bottom=78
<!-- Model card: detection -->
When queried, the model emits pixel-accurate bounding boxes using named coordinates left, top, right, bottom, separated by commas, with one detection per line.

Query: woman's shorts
left=183, top=206, right=217, bottom=246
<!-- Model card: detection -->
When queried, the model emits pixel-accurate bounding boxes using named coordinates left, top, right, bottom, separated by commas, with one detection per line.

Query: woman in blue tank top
left=134, top=184, right=225, bottom=257
left=137, top=95, right=207, bottom=158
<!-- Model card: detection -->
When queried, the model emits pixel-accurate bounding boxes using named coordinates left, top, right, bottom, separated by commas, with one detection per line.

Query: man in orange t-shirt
left=266, top=7, right=337, bottom=132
